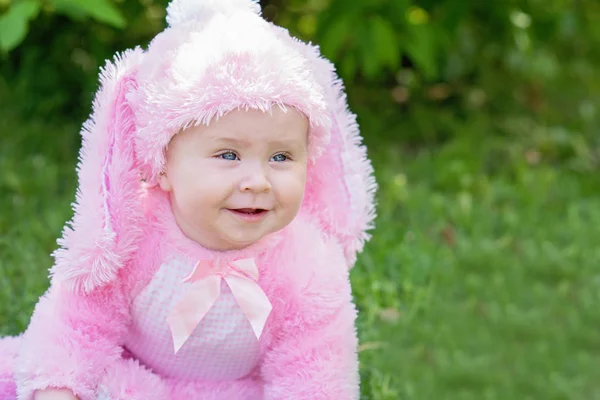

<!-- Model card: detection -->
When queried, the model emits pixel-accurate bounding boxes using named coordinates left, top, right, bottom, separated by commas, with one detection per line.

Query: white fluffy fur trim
left=166, top=0, right=261, bottom=27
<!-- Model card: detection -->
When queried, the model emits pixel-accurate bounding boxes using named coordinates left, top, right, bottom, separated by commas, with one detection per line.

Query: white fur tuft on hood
left=166, top=0, right=261, bottom=27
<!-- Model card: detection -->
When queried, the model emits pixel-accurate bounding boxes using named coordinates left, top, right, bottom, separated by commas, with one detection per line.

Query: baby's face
left=159, top=107, right=309, bottom=250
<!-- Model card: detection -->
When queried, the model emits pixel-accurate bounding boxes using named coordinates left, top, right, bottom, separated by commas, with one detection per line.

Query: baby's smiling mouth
left=233, top=208, right=267, bottom=214
left=226, top=208, right=270, bottom=221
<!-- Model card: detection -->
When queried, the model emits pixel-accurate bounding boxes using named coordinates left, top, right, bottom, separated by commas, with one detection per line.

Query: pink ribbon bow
left=167, top=258, right=272, bottom=353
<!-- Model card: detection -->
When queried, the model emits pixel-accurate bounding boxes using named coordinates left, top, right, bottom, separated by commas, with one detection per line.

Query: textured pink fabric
left=7, top=205, right=360, bottom=399
left=0, top=335, right=19, bottom=399
left=125, top=255, right=262, bottom=381
left=167, top=257, right=271, bottom=353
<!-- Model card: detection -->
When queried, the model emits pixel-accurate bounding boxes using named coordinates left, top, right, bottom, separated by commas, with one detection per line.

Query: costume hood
left=51, top=0, right=377, bottom=294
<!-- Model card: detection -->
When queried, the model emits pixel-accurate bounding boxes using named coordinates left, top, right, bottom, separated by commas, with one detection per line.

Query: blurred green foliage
left=1, top=0, right=599, bottom=162
left=0, top=0, right=125, bottom=53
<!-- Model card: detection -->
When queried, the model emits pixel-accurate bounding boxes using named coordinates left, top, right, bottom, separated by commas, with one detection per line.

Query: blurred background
left=1, top=0, right=599, bottom=399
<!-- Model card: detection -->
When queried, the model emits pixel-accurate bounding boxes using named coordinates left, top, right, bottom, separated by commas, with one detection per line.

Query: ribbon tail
left=182, top=259, right=214, bottom=282
left=167, top=276, right=221, bottom=353
left=225, top=275, right=272, bottom=340
left=230, top=258, right=259, bottom=281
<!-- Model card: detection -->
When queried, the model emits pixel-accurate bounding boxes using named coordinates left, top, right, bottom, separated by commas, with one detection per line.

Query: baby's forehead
left=202, top=129, right=308, bottom=151
left=197, top=107, right=309, bottom=144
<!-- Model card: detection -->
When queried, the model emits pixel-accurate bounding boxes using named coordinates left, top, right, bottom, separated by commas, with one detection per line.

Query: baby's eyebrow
left=212, top=137, right=252, bottom=146
left=212, top=137, right=305, bottom=149
left=268, top=139, right=305, bottom=148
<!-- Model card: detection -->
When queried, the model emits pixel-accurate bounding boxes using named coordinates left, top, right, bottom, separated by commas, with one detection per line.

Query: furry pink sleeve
left=261, top=226, right=360, bottom=399
left=14, top=282, right=130, bottom=400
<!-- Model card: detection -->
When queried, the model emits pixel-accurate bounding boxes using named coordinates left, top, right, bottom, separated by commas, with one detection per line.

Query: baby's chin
left=217, top=231, right=270, bottom=251
left=215, top=222, right=292, bottom=251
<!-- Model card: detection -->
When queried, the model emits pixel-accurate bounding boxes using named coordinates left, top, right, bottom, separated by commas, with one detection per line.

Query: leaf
left=388, top=0, right=411, bottom=18
left=405, top=23, right=438, bottom=80
left=50, top=0, right=86, bottom=22
left=370, top=15, right=400, bottom=71
left=297, top=13, right=316, bottom=39
left=50, top=0, right=126, bottom=29
left=319, top=13, right=353, bottom=60
left=0, top=0, right=41, bottom=52
left=357, top=21, right=380, bottom=79
left=324, top=0, right=365, bottom=22
left=340, top=51, right=357, bottom=81
left=440, top=0, right=470, bottom=32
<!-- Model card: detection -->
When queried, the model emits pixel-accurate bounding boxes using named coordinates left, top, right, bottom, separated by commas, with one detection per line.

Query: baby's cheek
left=280, top=180, right=305, bottom=219
left=201, top=168, right=236, bottom=191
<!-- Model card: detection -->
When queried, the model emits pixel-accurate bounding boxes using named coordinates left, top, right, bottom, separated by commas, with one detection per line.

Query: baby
left=0, top=1, right=376, bottom=399
left=159, top=108, right=309, bottom=253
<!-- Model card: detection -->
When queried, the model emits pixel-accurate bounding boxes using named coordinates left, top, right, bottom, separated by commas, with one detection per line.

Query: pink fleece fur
left=11, top=207, right=358, bottom=399
left=1, top=1, right=376, bottom=399
left=51, top=48, right=146, bottom=294
left=0, top=335, right=20, bottom=398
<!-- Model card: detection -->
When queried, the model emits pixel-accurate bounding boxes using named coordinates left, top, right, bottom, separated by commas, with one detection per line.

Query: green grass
left=355, top=131, right=600, bottom=399
left=1, top=110, right=600, bottom=400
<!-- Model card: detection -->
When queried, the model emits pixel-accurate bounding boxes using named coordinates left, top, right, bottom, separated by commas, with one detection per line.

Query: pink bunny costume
left=0, top=1, right=376, bottom=399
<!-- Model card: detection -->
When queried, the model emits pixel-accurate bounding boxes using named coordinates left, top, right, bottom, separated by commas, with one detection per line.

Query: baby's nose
left=239, top=164, right=271, bottom=193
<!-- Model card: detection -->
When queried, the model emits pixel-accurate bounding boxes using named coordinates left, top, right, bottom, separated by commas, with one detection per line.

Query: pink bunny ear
left=303, top=108, right=377, bottom=267
left=51, top=47, right=146, bottom=294
left=305, top=110, right=376, bottom=267
left=290, top=37, right=377, bottom=267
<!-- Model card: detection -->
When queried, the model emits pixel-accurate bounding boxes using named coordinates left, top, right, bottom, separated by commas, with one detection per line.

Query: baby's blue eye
left=271, top=153, right=288, bottom=162
left=219, top=152, right=238, bottom=161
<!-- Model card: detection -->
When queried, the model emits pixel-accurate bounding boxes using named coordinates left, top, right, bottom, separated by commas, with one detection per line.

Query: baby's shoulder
left=260, top=216, right=355, bottom=326
left=262, top=215, right=349, bottom=290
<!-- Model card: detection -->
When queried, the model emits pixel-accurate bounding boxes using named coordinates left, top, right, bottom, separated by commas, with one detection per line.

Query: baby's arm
left=14, top=281, right=130, bottom=400
left=33, top=359, right=170, bottom=400
left=261, top=227, right=360, bottom=399
left=34, top=388, right=78, bottom=400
